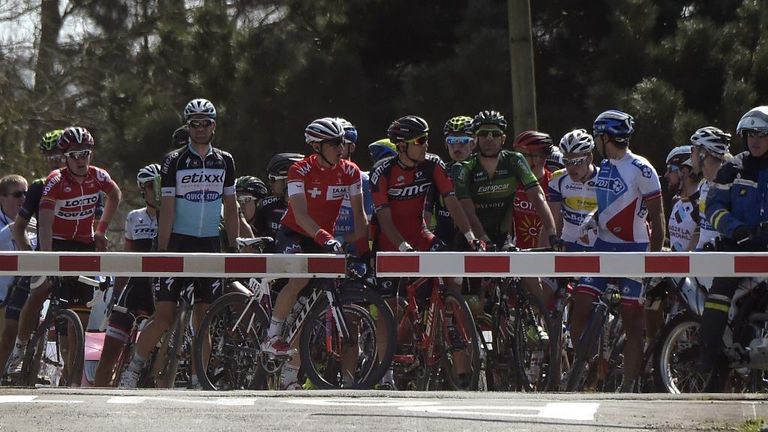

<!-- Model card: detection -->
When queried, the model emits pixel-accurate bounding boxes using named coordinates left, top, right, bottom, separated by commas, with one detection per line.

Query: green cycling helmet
left=443, top=116, right=473, bottom=135
left=39, top=129, right=64, bottom=152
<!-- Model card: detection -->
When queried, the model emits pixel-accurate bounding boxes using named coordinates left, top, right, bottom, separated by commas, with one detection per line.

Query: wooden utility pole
left=507, top=0, right=537, bottom=133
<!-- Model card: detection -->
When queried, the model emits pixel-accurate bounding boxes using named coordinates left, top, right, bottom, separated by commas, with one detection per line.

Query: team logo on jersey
left=96, top=169, right=108, bottom=182
left=632, top=159, right=653, bottom=178
left=57, top=207, right=95, bottom=220
left=396, top=176, right=405, bottom=183
left=184, top=190, right=221, bottom=202
left=595, top=177, right=627, bottom=195
left=64, top=187, right=71, bottom=193
left=388, top=183, right=431, bottom=199
left=477, top=183, right=510, bottom=194
left=326, top=185, right=348, bottom=200
left=62, top=193, right=100, bottom=208
left=415, top=171, right=423, bottom=179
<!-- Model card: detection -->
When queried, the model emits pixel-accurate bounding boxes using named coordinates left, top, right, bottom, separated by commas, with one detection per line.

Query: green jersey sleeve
left=508, top=150, right=539, bottom=190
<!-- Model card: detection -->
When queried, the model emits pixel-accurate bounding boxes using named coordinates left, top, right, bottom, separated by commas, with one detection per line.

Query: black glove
left=732, top=225, right=752, bottom=245
left=323, top=239, right=344, bottom=254
left=484, top=242, right=498, bottom=252
left=470, top=239, right=486, bottom=252
left=224, top=245, right=239, bottom=253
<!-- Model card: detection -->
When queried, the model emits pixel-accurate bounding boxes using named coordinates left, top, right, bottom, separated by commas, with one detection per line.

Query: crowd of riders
left=0, top=97, right=767, bottom=392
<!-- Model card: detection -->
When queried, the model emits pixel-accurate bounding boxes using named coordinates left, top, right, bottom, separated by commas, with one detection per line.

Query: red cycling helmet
left=512, top=130, right=553, bottom=155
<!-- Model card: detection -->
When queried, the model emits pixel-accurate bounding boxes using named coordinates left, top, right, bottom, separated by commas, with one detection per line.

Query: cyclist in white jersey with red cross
left=575, top=110, right=665, bottom=392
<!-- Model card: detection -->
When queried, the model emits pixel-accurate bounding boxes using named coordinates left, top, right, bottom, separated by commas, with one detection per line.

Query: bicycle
left=391, top=276, right=481, bottom=391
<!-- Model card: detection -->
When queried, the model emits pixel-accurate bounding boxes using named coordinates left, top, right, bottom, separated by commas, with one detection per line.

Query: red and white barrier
left=0, top=252, right=347, bottom=278
left=0, top=251, right=767, bottom=278
left=375, top=252, right=768, bottom=278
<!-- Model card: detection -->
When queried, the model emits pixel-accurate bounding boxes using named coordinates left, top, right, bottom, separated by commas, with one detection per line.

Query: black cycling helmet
left=471, top=110, right=508, bottom=132
left=236, top=176, right=270, bottom=200
left=387, top=115, right=429, bottom=143
left=266, top=152, right=305, bottom=179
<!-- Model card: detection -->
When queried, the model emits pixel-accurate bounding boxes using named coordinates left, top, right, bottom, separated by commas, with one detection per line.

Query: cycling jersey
left=548, top=167, right=599, bottom=247
left=512, top=170, right=552, bottom=249
left=160, top=144, right=236, bottom=238
left=594, top=151, right=661, bottom=243
left=254, top=195, right=287, bottom=238
left=40, top=166, right=117, bottom=244
left=668, top=192, right=700, bottom=251
left=428, top=161, right=464, bottom=249
left=695, top=181, right=719, bottom=250
left=455, top=149, right=538, bottom=243
left=335, top=171, right=374, bottom=235
left=18, top=177, right=49, bottom=221
left=124, top=207, right=157, bottom=252
left=370, top=153, right=453, bottom=251
left=281, top=154, right=362, bottom=236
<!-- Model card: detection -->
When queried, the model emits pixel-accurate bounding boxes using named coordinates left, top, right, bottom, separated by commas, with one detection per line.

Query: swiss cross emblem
left=308, top=187, right=322, bottom=198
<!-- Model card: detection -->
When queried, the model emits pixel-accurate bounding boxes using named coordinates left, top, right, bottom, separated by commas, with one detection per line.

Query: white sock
left=281, top=364, right=299, bottom=386
left=128, top=353, right=146, bottom=372
left=268, top=318, right=284, bottom=339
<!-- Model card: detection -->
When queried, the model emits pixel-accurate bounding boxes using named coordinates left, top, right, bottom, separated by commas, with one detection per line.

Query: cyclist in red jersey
left=261, top=118, right=368, bottom=385
left=511, top=130, right=556, bottom=249
left=370, top=115, right=482, bottom=256
left=11, top=127, right=121, bottom=382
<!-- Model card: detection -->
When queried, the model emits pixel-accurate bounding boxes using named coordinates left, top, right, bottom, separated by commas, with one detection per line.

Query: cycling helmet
left=171, top=125, right=189, bottom=147
left=183, top=98, right=216, bottom=122
left=368, top=138, right=397, bottom=163
left=334, top=117, right=359, bottom=144
left=387, top=115, right=429, bottom=143
left=443, top=116, right=473, bottom=135
left=546, top=148, right=565, bottom=171
left=266, top=152, right=305, bottom=178
left=305, top=117, right=345, bottom=144
left=736, top=106, right=768, bottom=135
left=559, top=129, right=595, bottom=155
left=665, top=145, right=692, bottom=168
left=512, top=130, right=554, bottom=155
left=235, top=176, right=269, bottom=200
left=58, top=126, right=95, bottom=151
left=39, top=129, right=64, bottom=152
left=136, top=163, right=161, bottom=189
left=690, top=126, right=731, bottom=157
left=471, top=110, right=507, bottom=132
left=593, top=110, right=635, bottom=142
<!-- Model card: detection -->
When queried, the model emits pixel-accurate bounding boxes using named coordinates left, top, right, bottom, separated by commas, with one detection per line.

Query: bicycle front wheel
left=23, top=309, right=84, bottom=387
left=439, top=289, right=481, bottom=391
left=512, top=290, right=555, bottom=392
left=194, top=292, right=269, bottom=390
left=300, top=297, right=380, bottom=389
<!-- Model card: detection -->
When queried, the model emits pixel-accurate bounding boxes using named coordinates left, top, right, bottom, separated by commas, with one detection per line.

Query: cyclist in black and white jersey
left=94, top=164, right=160, bottom=386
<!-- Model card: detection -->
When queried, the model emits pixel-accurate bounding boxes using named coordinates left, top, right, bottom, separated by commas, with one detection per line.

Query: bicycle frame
left=394, top=277, right=449, bottom=369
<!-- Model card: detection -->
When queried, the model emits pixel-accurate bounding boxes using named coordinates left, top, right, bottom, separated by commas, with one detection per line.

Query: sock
left=128, top=353, right=146, bottom=373
left=268, top=318, right=284, bottom=339
left=189, top=374, right=199, bottom=386
left=281, top=364, right=299, bottom=387
left=382, top=368, right=394, bottom=383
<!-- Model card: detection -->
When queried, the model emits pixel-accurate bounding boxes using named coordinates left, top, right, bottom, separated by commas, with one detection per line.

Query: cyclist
left=259, top=153, right=304, bottom=240
left=696, top=106, right=768, bottom=384
left=368, top=138, right=398, bottom=168
left=0, top=176, right=29, bottom=333
left=94, top=164, right=160, bottom=387
left=548, top=129, right=598, bottom=252
left=120, top=98, right=238, bottom=389
left=1, top=130, right=66, bottom=376
left=689, top=127, right=732, bottom=251
left=7, top=127, right=122, bottom=382
left=575, top=109, right=665, bottom=392
left=234, top=175, right=270, bottom=237
left=664, top=146, right=700, bottom=252
left=261, top=117, right=367, bottom=390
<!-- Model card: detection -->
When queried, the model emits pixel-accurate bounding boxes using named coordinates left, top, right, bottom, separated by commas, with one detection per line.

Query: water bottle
left=285, top=296, right=308, bottom=329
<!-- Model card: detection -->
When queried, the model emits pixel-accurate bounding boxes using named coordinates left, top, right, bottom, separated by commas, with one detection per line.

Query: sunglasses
left=666, top=164, right=680, bottom=173
left=6, top=190, right=26, bottom=198
left=475, top=129, right=504, bottom=138
left=237, top=195, right=257, bottom=204
left=445, top=136, right=473, bottom=146
left=405, top=135, right=428, bottom=146
left=563, top=155, right=590, bottom=167
left=268, top=173, right=287, bottom=182
left=65, top=150, right=92, bottom=160
left=187, top=119, right=215, bottom=129
left=747, top=130, right=768, bottom=138
left=323, top=137, right=345, bottom=147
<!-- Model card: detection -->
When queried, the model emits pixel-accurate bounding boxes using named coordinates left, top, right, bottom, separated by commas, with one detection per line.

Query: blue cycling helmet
left=335, top=117, right=359, bottom=144
left=368, top=138, right=397, bottom=163
left=593, top=110, right=635, bottom=143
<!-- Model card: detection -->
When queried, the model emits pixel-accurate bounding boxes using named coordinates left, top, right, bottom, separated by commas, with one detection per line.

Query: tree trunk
left=507, top=0, right=537, bottom=133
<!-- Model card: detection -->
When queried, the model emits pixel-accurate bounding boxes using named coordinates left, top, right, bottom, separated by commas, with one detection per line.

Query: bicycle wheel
left=476, top=313, right=503, bottom=391
left=653, top=314, right=709, bottom=393
left=439, top=289, right=481, bottom=391
left=22, top=309, right=84, bottom=387
left=511, top=289, right=555, bottom=392
left=153, top=307, right=190, bottom=388
left=565, top=309, right=605, bottom=392
left=300, top=296, right=380, bottom=389
left=193, top=292, right=269, bottom=390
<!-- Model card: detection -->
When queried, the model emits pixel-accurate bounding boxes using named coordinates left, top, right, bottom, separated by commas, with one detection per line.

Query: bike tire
left=439, top=288, right=481, bottom=391
left=512, top=289, right=555, bottom=392
left=653, top=313, right=709, bottom=393
left=565, top=308, right=605, bottom=392
left=157, top=307, right=190, bottom=388
left=193, top=292, right=269, bottom=390
left=22, top=309, right=85, bottom=387
left=299, top=297, right=380, bottom=389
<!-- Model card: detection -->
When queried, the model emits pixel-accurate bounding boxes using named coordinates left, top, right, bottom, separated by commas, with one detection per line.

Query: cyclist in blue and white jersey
left=689, top=127, right=732, bottom=251
left=575, top=110, right=665, bottom=392
left=664, top=146, right=701, bottom=252
left=548, top=129, right=598, bottom=252
left=120, top=98, right=238, bottom=388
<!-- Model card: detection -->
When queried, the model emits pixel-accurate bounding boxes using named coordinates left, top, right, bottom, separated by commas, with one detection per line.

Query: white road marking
left=283, top=398, right=439, bottom=407
left=0, top=395, right=82, bottom=404
left=106, top=396, right=255, bottom=406
left=399, top=402, right=599, bottom=421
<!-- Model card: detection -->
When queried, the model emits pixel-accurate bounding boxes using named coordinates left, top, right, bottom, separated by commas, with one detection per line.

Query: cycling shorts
left=53, top=239, right=96, bottom=308
left=106, top=277, right=156, bottom=343
left=575, top=238, right=648, bottom=307
left=564, top=241, right=593, bottom=253
left=4, top=277, right=30, bottom=321
left=155, top=233, right=222, bottom=305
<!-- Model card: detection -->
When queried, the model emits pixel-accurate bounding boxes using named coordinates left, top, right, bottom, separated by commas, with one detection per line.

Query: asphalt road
left=1, top=389, right=766, bottom=431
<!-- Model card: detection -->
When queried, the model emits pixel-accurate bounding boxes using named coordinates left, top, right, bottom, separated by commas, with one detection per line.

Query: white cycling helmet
left=183, top=98, right=217, bottom=122
left=304, top=117, right=345, bottom=144
left=137, top=163, right=161, bottom=188
left=690, top=126, right=731, bottom=157
left=559, top=129, right=595, bottom=154
left=665, top=145, right=692, bottom=168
